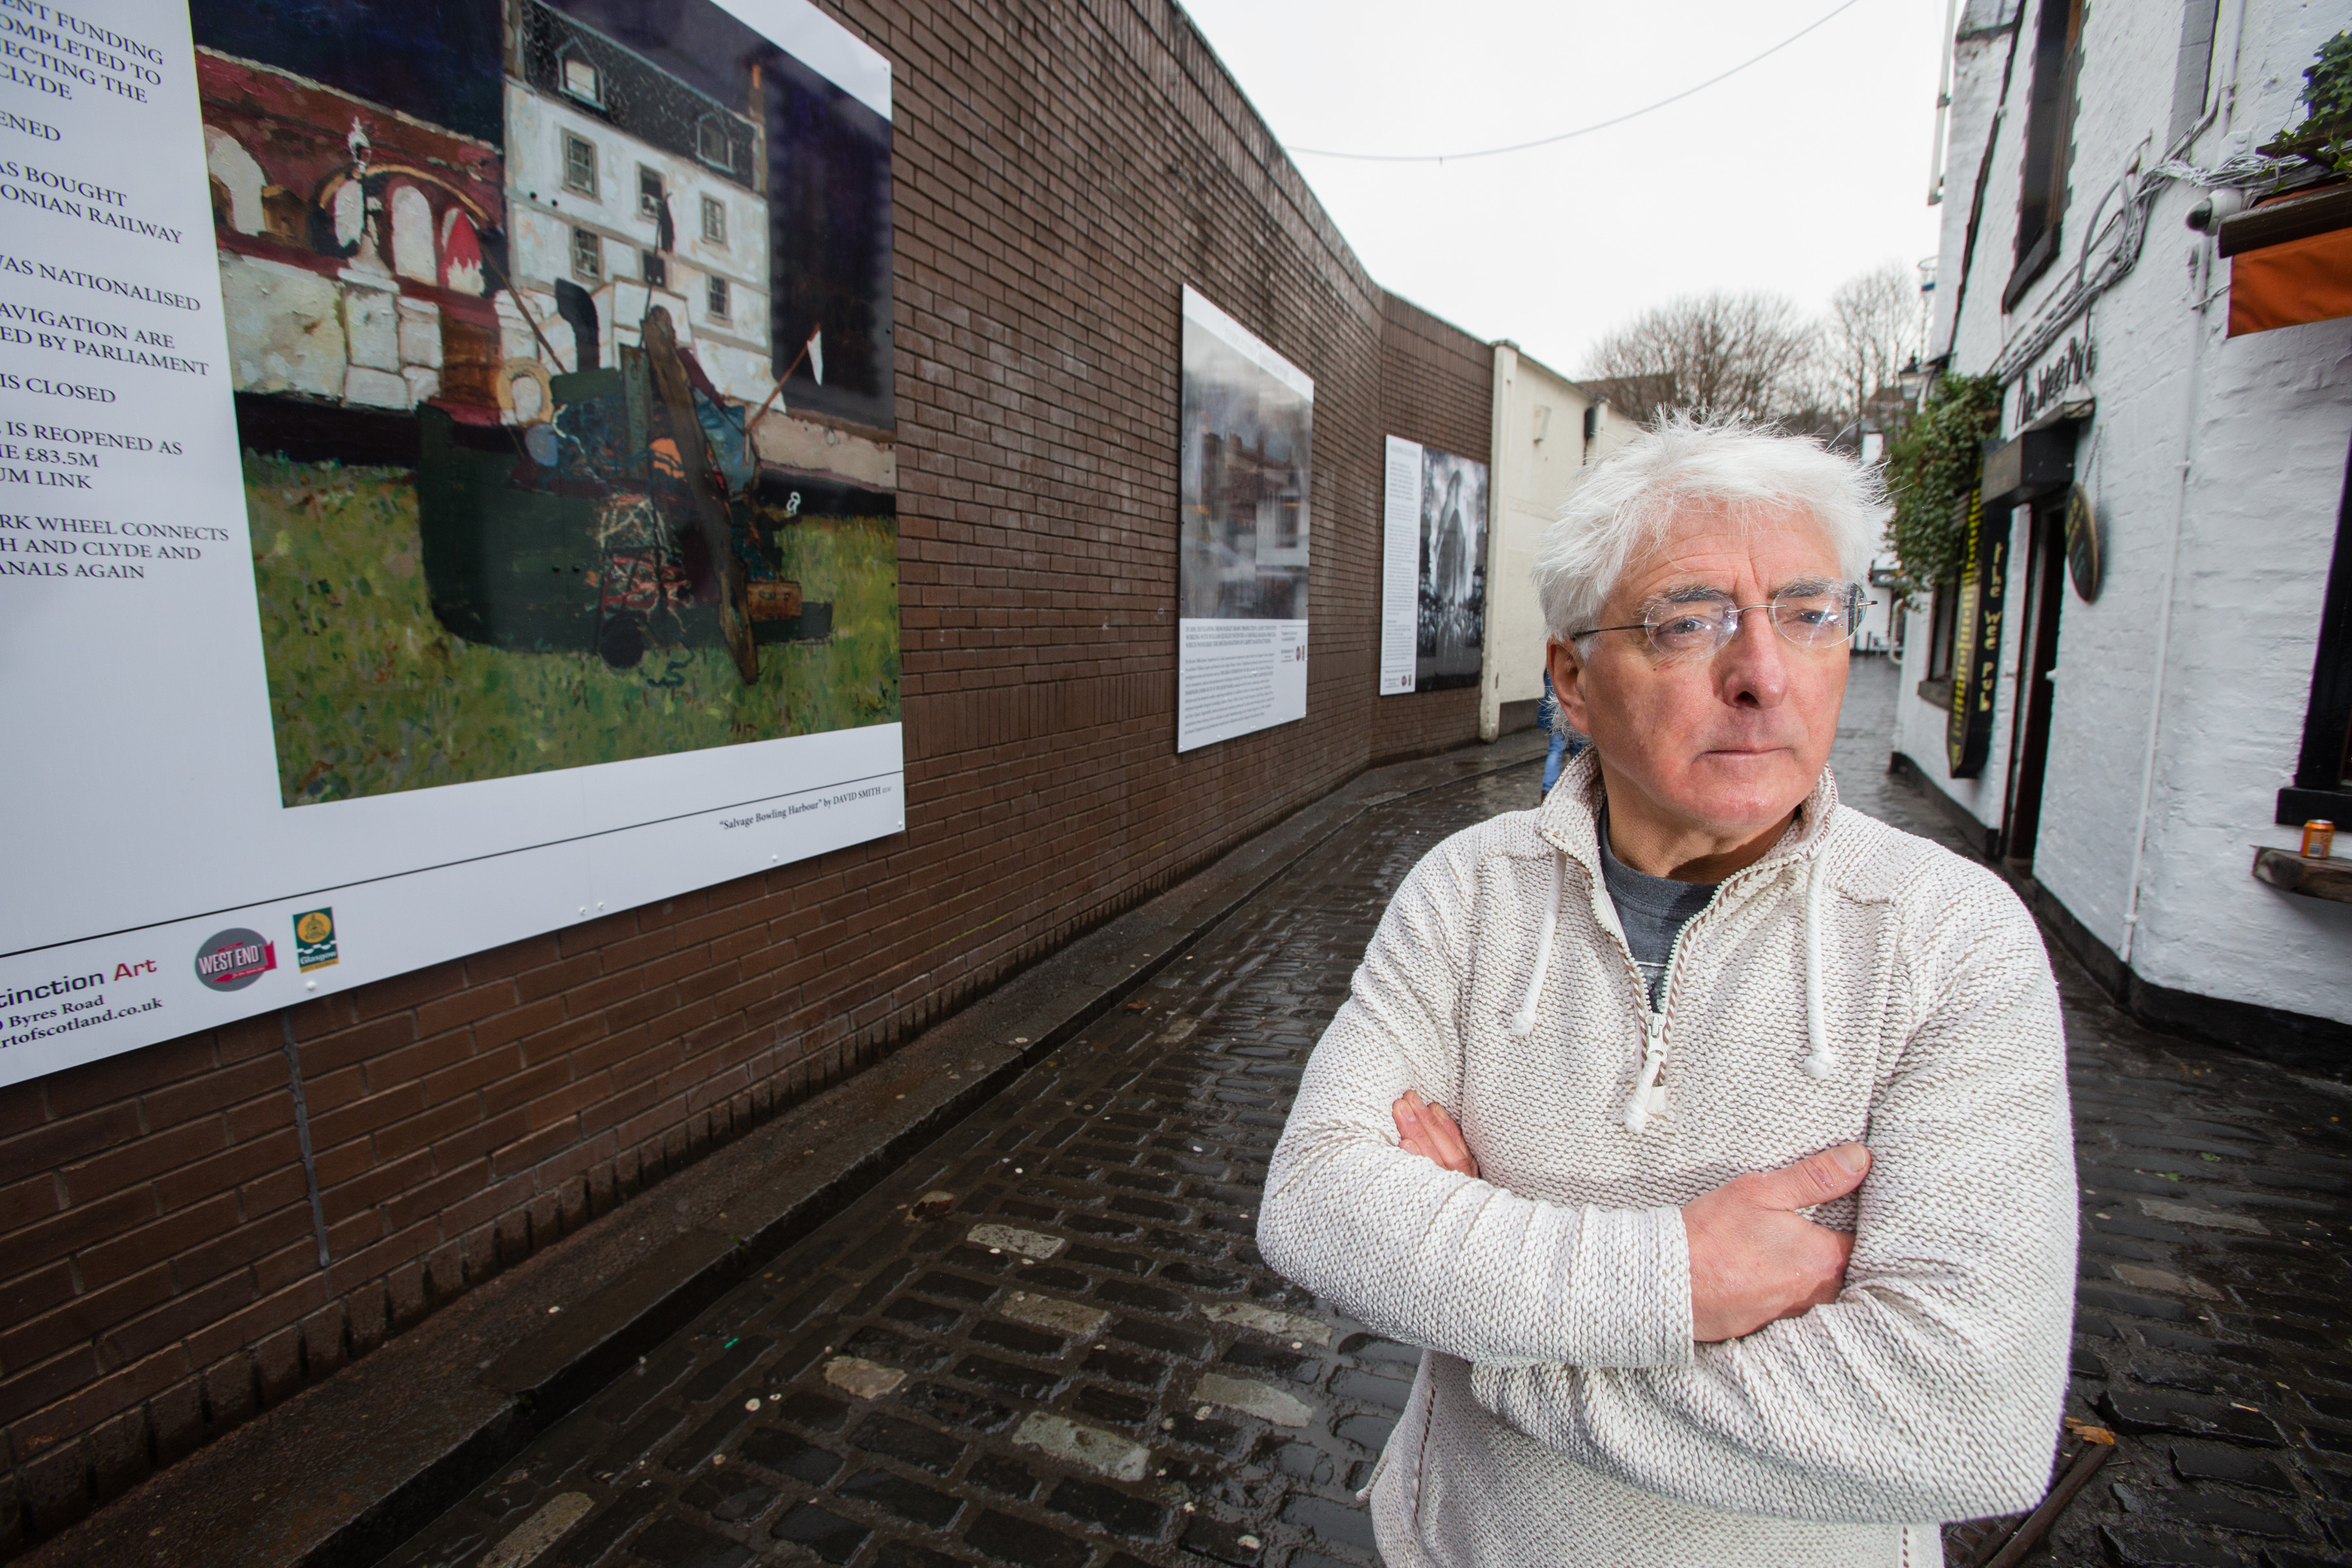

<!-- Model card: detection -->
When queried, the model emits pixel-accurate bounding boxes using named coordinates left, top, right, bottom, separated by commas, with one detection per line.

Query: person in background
left=1258, top=419, right=2076, bottom=1568
left=1535, top=665, right=1582, bottom=798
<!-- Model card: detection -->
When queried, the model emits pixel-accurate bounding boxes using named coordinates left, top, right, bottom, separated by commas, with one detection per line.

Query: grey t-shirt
left=1595, top=808, right=1718, bottom=1010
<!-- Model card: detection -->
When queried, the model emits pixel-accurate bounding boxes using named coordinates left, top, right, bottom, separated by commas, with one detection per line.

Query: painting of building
left=1180, top=325, right=1313, bottom=623
left=186, top=0, right=900, bottom=808
left=1414, top=446, right=1485, bottom=691
left=502, top=0, right=775, bottom=403
left=199, top=42, right=509, bottom=421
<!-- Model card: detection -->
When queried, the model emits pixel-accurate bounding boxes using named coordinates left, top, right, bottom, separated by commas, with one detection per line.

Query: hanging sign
left=2064, top=483, right=2102, bottom=601
left=1946, top=479, right=2010, bottom=779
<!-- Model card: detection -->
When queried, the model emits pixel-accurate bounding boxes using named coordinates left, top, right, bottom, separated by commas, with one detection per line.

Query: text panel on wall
left=1175, top=286, right=1313, bottom=752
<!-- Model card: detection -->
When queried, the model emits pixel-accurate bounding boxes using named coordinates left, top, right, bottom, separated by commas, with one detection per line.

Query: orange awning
left=2229, top=225, right=2352, bottom=336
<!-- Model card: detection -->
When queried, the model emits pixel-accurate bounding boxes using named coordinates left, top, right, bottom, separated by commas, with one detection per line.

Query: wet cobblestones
left=380, top=766, right=1517, bottom=1568
left=380, top=664, right=2352, bottom=1568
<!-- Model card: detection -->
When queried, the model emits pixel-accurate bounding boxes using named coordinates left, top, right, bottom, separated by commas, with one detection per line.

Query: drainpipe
left=2117, top=0, right=2246, bottom=969
left=2118, top=237, right=2214, bottom=970
left=1926, top=0, right=1961, bottom=204
left=1479, top=343, right=1516, bottom=742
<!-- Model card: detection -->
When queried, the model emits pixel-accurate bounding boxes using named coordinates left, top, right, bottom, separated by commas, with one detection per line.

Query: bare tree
left=1579, top=291, right=1820, bottom=429
left=1822, top=260, right=1926, bottom=438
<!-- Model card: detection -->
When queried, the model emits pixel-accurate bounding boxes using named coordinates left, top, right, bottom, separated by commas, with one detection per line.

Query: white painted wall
left=1480, top=345, right=1641, bottom=736
left=504, top=83, right=774, bottom=400
left=1900, top=0, right=2352, bottom=1024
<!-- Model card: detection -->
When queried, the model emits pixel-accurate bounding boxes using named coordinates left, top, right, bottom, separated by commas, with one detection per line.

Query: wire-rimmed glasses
left=1570, top=580, right=1866, bottom=659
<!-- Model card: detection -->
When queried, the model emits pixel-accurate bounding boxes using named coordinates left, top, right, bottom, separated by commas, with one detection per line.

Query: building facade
left=503, top=0, right=776, bottom=402
left=1899, top=0, right=2352, bottom=1054
left=1478, top=344, right=1641, bottom=739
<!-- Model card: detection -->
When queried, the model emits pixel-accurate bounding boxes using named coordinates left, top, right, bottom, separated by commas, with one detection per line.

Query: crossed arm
left=1395, top=1090, right=1870, bottom=1343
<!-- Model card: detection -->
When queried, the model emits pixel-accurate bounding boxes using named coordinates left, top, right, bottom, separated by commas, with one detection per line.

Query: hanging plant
left=2259, top=29, right=2352, bottom=172
left=1882, top=372, right=2001, bottom=594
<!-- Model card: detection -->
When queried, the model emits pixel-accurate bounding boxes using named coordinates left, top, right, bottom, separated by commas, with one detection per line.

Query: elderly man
left=1258, top=421, right=2076, bottom=1567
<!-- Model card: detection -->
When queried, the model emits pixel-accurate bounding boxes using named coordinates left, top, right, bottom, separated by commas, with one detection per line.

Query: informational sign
left=1176, top=286, right=1312, bottom=753
left=1379, top=437, right=1418, bottom=694
left=1378, top=435, right=1487, bottom=695
left=1946, top=482, right=2009, bottom=779
left=0, top=0, right=901, bottom=1088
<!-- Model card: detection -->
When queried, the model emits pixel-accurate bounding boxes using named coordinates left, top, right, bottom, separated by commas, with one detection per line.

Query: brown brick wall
left=0, top=0, right=1497, bottom=1541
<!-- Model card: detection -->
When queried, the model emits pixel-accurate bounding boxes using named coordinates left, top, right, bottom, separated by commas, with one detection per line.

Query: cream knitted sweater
left=1257, top=753, right=2076, bottom=1568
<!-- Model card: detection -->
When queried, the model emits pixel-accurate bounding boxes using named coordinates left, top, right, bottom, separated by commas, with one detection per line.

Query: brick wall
left=0, top=0, right=1497, bottom=1543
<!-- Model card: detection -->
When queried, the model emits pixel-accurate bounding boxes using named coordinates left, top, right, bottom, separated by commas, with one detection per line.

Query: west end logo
left=193, top=928, right=275, bottom=992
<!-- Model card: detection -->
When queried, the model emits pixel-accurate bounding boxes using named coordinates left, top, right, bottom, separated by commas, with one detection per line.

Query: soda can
left=2302, top=820, right=2335, bottom=859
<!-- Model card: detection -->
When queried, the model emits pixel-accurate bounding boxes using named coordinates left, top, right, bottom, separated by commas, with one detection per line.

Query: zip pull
left=1623, top=1010, right=1668, bottom=1134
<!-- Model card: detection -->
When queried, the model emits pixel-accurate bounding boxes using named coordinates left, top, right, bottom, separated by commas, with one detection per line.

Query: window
left=707, top=275, right=730, bottom=320
left=1928, top=580, right=1959, bottom=678
left=701, top=194, right=727, bottom=246
left=561, top=55, right=601, bottom=106
left=696, top=116, right=730, bottom=169
left=2282, top=435, right=2352, bottom=824
left=562, top=133, right=598, bottom=198
left=641, top=250, right=666, bottom=289
left=2168, top=0, right=2221, bottom=148
left=2004, top=0, right=2083, bottom=310
left=1275, top=494, right=1301, bottom=550
left=570, top=226, right=601, bottom=281
left=1916, top=576, right=1961, bottom=708
left=638, top=167, right=664, bottom=220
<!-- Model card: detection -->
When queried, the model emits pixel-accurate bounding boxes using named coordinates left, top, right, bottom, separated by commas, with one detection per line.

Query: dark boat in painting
left=414, top=306, right=843, bottom=680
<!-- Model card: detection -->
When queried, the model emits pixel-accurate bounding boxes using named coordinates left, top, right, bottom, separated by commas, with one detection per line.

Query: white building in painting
left=1478, top=344, right=1641, bottom=740
left=502, top=0, right=774, bottom=402
left=1894, top=0, right=2352, bottom=1058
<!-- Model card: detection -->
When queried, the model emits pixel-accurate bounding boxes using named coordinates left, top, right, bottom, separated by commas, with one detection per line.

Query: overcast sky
left=1177, top=0, right=1950, bottom=380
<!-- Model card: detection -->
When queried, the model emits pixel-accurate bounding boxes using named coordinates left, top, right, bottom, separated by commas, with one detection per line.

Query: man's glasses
left=1570, top=581, right=1865, bottom=659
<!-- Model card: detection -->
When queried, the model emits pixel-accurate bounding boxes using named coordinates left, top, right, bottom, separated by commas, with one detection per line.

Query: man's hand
left=1392, top=1090, right=1478, bottom=1177
left=1683, top=1143, right=1870, bottom=1342
left=1388, top=1102, right=1863, bottom=1343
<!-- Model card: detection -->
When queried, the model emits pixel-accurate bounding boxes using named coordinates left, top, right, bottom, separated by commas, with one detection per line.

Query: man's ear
left=1549, top=640, right=1590, bottom=734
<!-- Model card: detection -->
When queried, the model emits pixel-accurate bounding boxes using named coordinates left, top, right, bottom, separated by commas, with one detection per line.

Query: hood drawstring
left=1801, top=851, right=1837, bottom=1079
left=1507, top=850, right=1562, bottom=1038
left=1520, top=835, right=1838, bottom=1130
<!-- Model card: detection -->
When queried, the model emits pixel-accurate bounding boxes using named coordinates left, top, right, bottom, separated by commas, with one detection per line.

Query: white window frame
left=562, top=132, right=598, bottom=199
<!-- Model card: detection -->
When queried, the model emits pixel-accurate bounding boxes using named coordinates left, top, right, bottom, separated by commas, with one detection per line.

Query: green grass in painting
left=246, top=453, right=899, bottom=807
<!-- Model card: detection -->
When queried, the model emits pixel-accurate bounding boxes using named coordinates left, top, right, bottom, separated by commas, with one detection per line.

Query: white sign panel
left=0, top=0, right=902, bottom=1087
left=1175, top=286, right=1311, bottom=753
left=1380, top=434, right=1420, bottom=694
left=1377, top=434, right=1489, bottom=696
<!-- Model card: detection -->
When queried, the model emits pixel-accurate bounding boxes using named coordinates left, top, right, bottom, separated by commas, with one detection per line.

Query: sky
left=1177, top=0, right=1950, bottom=380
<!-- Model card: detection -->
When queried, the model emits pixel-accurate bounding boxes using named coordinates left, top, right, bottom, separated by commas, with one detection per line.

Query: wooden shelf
left=2251, top=845, right=2352, bottom=903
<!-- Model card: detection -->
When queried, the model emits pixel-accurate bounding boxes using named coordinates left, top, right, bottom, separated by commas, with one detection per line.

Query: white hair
left=1532, top=417, right=1888, bottom=646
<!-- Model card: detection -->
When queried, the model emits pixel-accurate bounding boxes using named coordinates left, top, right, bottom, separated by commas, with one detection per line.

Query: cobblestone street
left=377, top=661, right=2352, bottom=1568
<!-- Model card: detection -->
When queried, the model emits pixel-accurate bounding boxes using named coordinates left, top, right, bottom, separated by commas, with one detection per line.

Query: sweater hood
left=1519, top=748, right=1848, bottom=1128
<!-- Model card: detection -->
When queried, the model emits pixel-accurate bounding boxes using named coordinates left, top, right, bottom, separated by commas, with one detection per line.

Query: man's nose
left=1714, top=607, right=1790, bottom=708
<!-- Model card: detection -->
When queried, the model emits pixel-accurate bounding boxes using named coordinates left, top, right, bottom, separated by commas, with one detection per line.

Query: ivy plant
left=2262, top=29, right=2352, bottom=172
left=1882, top=372, right=2002, bottom=595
